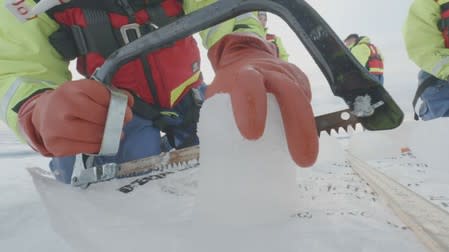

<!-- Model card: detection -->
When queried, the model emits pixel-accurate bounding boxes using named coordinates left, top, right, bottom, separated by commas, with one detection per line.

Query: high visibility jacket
left=348, top=36, right=384, bottom=75
left=0, top=0, right=266, bottom=140
left=403, top=0, right=449, bottom=80
left=265, top=32, right=289, bottom=62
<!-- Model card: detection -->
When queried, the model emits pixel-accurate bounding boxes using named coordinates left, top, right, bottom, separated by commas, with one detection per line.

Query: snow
left=0, top=124, right=72, bottom=251
left=2, top=94, right=449, bottom=251
left=350, top=119, right=449, bottom=213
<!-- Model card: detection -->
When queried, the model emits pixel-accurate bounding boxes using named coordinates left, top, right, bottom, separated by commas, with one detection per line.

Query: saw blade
left=108, top=110, right=360, bottom=179
left=115, top=111, right=360, bottom=178
left=315, top=109, right=361, bottom=135
left=116, top=145, right=200, bottom=178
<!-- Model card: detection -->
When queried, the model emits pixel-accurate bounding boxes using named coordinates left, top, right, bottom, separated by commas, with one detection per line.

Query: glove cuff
left=18, top=91, right=53, bottom=157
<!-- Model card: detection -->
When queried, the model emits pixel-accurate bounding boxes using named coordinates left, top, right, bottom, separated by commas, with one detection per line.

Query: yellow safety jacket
left=347, top=36, right=384, bottom=75
left=0, top=0, right=266, bottom=140
left=403, top=0, right=449, bottom=80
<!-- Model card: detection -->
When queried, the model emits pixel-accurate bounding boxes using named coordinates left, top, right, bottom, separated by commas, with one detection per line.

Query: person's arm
left=350, top=44, right=371, bottom=67
left=0, top=0, right=70, bottom=139
left=274, top=36, right=289, bottom=62
left=183, top=1, right=265, bottom=49
left=403, top=0, right=449, bottom=80
left=183, top=0, right=318, bottom=167
left=1, top=1, right=134, bottom=157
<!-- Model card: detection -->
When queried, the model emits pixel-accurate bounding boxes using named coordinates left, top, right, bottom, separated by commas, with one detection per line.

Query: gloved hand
left=206, top=33, right=318, bottom=167
left=18, top=79, right=134, bottom=157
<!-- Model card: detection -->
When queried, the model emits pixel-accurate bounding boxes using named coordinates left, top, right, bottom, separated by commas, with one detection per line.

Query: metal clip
left=72, top=162, right=119, bottom=188
left=120, top=23, right=141, bottom=44
left=352, top=94, right=384, bottom=117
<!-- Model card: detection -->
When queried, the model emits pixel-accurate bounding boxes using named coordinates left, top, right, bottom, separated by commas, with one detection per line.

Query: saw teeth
left=116, top=159, right=199, bottom=179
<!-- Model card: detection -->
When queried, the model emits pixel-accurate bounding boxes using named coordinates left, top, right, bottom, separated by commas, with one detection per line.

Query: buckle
left=120, top=23, right=141, bottom=44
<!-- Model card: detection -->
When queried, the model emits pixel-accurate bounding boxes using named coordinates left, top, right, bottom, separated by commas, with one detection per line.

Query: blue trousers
left=417, top=71, right=449, bottom=121
left=49, top=86, right=205, bottom=184
left=372, top=74, right=384, bottom=85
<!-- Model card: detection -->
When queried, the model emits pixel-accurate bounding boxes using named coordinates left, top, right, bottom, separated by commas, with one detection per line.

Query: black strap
left=117, top=0, right=136, bottom=18
left=233, top=24, right=251, bottom=31
left=53, top=9, right=121, bottom=59
left=162, top=90, right=202, bottom=149
left=132, top=95, right=163, bottom=121
left=39, top=0, right=167, bottom=18
left=49, top=4, right=177, bottom=60
left=131, top=94, right=175, bottom=132
left=46, top=0, right=137, bottom=16
left=49, top=27, right=79, bottom=60
left=132, top=89, right=201, bottom=132
left=412, top=75, right=440, bottom=120
left=146, top=4, right=176, bottom=27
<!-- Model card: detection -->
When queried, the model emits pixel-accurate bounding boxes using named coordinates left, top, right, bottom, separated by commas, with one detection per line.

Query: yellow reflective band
left=1, top=78, right=22, bottom=124
left=204, top=24, right=221, bottom=47
left=170, top=71, right=201, bottom=107
left=160, top=111, right=179, bottom=117
left=432, top=56, right=449, bottom=77
left=369, top=68, right=384, bottom=74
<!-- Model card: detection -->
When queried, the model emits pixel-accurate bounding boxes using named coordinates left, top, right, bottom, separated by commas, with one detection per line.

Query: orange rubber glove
left=18, top=79, right=134, bottom=157
left=206, top=33, right=318, bottom=167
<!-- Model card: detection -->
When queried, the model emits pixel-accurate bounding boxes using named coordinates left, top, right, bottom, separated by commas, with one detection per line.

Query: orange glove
left=18, top=79, right=134, bottom=157
left=206, top=33, right=318, bottom=167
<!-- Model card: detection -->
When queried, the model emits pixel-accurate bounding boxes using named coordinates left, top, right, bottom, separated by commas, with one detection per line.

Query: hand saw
left=72, top=109, right=360, bottom=188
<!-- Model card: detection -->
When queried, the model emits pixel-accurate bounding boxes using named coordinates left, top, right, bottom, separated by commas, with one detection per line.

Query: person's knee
left=49, top=156, right=76, bottom=184
left=419, top=85, right=449, bottom=120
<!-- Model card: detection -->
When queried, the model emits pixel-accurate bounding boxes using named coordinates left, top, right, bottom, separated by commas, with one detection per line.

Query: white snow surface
left=1, top=95, right=448, bottom=252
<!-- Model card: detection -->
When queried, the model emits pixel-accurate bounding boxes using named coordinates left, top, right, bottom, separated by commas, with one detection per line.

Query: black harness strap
left=132, top=95, right=163, bottom=120
left=49, top=9, right=120, bottom=59
left=117, top=0, right=137, bottom=18
left=146, top=4, right=176, bottom=27
left=82, top=9, right=122, bottom=58
left=132, top=89, right=202, bottom=132
left=233, top=24, right=251, bottom=31
left=48, top=27, right=79, bottom=60
left=49, top=1, right=177, bottom=60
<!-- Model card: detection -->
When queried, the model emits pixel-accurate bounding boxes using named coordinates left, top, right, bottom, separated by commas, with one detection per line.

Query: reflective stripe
left=369, top=68, right=384, bottom=74
left=432, top=56, right=449, bottom=77
left=1, top=77, right=56, bottom=125
left=1, top=78, right=22, bottom=124
left=160, top=111, right=179, bottom=117
left=235, top=12, right=257, bottom=22
left=170, top=71, right=201, bottom=106
left=204, top=24, right=221, bottom=46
